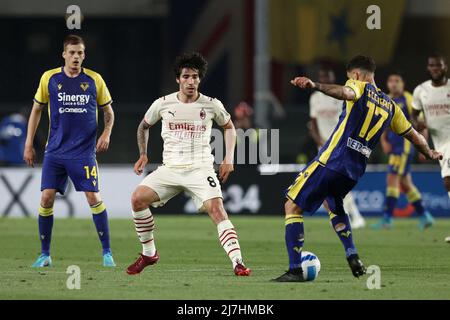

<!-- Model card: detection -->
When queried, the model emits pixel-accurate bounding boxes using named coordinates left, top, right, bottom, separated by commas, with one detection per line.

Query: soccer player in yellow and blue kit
left=274, top=56, right=442, bottom=282
left=373, top=72, right=434, bottom=230
left=23, top=35, right=116, bottom=267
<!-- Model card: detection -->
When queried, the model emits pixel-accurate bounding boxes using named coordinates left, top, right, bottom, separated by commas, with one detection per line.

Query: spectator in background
left=0, top=109, right=28, bottom=166
left=234, top=102, right=259, bottom=164
left=234, top=101, right=254, bottom=130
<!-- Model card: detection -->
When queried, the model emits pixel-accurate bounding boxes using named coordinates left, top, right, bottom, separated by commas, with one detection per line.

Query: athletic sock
left=217, top=220, right=243, bottom=268
left=132, top=208, right=156, bottom=257
left=329, top=211, right=357, bottom=257
left=91, top=202, right=111, bottom=255
left=38, top=206, right=54, bottom=256
left=406, top=187, right=425, bottom=215
left=284, top=214, right=304, bottom=270
left=384, top=186, right=399, bottom=218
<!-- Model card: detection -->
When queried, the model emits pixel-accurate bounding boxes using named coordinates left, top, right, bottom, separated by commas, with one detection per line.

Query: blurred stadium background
left=1, top=0, right=450, bottom=218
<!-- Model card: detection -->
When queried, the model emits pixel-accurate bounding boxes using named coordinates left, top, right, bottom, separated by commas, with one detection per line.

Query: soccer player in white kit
left=126, top=52, right=251, bottom=275
left=309, top=68, right=366, bottom=229
left=411, top=54, right=450, bottom=242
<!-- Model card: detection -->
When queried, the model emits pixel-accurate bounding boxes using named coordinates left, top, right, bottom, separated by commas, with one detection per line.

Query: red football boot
left=234, top=263, right=251, bottom=276
left=126, top=252, right=159, bottom=275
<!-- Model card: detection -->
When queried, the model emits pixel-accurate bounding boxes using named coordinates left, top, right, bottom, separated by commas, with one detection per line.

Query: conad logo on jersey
left=59, top=107, right=88, bottom=114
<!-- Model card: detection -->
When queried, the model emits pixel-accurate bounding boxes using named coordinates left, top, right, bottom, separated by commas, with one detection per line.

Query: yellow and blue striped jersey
left=34, top=67, right=112, bottom=159
left=315, top=79, right=412, bottom=180
left=386, top=92, right=413, bottom=155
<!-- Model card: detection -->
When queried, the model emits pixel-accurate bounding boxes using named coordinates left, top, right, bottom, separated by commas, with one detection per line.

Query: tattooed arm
left=403, top=127, right=442, bottom=160
left=97, top=104, right=115, bottom=152
left=134, top=119, right=151, bottom=175
left=290, top=76, right=356, bottom=101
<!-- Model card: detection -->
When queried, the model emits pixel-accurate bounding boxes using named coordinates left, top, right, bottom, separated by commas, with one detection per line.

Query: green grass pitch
left=1, top=216, right=450, bottom=299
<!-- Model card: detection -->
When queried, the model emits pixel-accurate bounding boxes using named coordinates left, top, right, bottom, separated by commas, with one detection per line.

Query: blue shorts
left=41, top=155, right=99, bottom=195
left=388, top=151, right=414, bottom=176
left=285, top=161, right=357, bottom=215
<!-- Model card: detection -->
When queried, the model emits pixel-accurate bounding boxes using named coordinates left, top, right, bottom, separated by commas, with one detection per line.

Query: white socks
left=344, top=193, right=364, bottom=220
left=217, top=220, right=243, bottom=268
left=132, top=208, right=156, bottom=257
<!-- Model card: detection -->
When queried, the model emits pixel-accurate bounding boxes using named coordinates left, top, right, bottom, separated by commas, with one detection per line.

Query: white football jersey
left=144, top=92, right=231, bottom=166
left=412, top=80, right=450, bottom=150
left=309, top=91, right=343, bottom=141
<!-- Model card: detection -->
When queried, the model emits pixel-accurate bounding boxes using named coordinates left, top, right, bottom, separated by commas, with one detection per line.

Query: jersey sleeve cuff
left=33, top=98, right=47, bottom=106
left=220, top=116, right=232, bottom=127
left=399, top=125, right=413, bottom=136
left=98, top=100, right=113, bottom=108
left=143, top=117, right=152, bottom=126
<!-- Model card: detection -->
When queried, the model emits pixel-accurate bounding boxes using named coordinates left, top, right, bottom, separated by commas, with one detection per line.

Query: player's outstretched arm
left=411, top=109, right=427, bottom=132
left=134, top=119, right=151, bottom=175
left=403, top=128, right=442, bottom=161
left=96, top=104, right=114, bottom=153
left=290, top=76, right=356, bottom=100
left=23, top=102, right=43, bottom=167
left=219, top=120, right=236, bottom=183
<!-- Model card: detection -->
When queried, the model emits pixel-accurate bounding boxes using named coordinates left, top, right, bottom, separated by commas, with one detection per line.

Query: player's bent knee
left=131, top=192, right=147, bottom=211
left=204, top=198, right=228, bottom=222
left=284, top=200, right=301, bottom=216
left=40, top=191, right=56, bottom=208
left=210, top=205, right=227, bottom=220
left=85, top=192, right=101, bottom=206
left=131, top=187, right=159, bottom=211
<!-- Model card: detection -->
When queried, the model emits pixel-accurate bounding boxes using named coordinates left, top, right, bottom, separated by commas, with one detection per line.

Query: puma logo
left=168, top=110, right=176, bottom=117
left=293, top=246, right=302, bottom=253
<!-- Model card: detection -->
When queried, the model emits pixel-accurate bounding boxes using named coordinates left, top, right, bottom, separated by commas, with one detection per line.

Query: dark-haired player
left=274, top=55, right=442, bottom=282
left=411, top=53, right=450, bottom=242
left=24, top=35, right=116, bottom=267
left=309, top=67, right=366, bottom=229
left=126, top=52, right=251, bottom=276
left=373, top=72, right=434, bottom=230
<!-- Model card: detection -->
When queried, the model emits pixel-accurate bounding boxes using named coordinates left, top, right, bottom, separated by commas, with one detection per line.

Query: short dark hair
left=173, top=52, right=208, bottom=79
left=63, top=34, right=84, bottom=50
left=318, top=66, right=335, bottom=75
left=387, top=70, right=403, bottom=79
left=428, top=53, right=447, bottom=65
left=346, top=55, right=376, bottom=73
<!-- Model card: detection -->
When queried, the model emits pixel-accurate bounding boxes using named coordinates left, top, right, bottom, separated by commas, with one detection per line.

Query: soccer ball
left=301, top=251, right=321, bottom=281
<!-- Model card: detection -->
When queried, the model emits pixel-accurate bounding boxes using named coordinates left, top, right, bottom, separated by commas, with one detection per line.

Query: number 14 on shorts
left=84, top=165, right=98, bottom=186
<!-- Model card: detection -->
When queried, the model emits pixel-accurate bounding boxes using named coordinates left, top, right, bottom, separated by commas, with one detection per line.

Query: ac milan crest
left=200, top=108, right=206, bottom=120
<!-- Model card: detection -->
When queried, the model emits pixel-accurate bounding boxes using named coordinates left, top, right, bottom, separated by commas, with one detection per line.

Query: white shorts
left=139, top=165, right=223, bottom=211
left=438, top=142, right=450, bottom=178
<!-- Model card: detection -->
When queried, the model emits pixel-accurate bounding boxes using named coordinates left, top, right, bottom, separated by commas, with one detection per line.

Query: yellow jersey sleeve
left=404, top=91, right=414, bottom=117
left=33, top=72, right=50, bottom=105
left=95, top=75, right=112, bottom=107
left=390, top=101, right=412, bottom=136
left=84, top=68, right=112, bottom=107
left=344, top=79, right=366, bottom=101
